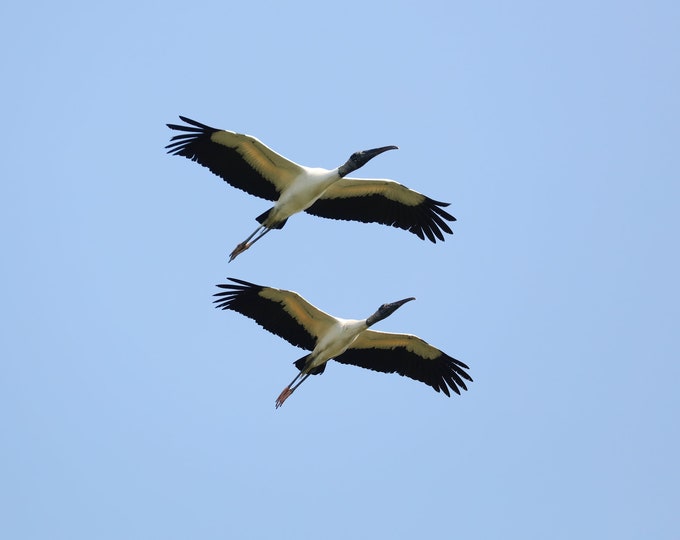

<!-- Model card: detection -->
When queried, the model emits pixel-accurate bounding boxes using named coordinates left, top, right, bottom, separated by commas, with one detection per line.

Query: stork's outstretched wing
left=306, top=178, right=455, bottom=242
left=166, top=116, right=304, bottom=201
left=334, top=330, right=471, bottom=396
left=213, top=278, right=337, bottom=351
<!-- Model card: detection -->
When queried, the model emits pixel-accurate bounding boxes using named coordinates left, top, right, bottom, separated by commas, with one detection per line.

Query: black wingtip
left=166, top=116, right=219, bottom=134
left=178, top=116, right=214, bottom=130
left=213, top=278, right=264, bottom=308
left=225, top=277, right=261, bottom=288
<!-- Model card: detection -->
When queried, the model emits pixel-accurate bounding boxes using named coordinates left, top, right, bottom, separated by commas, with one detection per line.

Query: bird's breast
left=310, top=319, right=366, bottom=366
left=274, top=168, right=340, bottom=217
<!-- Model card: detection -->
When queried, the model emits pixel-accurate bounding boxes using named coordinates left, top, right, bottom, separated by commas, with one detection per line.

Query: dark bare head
left=366, top=297, right=415, bottom=327
left=338, top=145, right=398, bottom=177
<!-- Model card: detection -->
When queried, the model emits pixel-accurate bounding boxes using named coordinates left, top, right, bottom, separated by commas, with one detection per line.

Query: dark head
left=338, top=145, right=398, bottom=177
left=366, top=297, right=415, bottom=327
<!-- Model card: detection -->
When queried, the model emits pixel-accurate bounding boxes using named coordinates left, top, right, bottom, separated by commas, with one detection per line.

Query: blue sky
left=1, top=1, right=678, bottom=538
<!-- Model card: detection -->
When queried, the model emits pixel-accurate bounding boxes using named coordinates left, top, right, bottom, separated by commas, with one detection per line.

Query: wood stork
left=166, top=117, right=456, bottom=261
left=214, top=278, right=471, bottom=408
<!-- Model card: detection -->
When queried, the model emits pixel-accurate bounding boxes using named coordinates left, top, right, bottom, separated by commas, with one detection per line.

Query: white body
left=268, top=167, right=341, bottom=225
left=308, top=318, right=368, bottom=370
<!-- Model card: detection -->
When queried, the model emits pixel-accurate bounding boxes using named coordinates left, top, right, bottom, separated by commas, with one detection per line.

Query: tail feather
left=294, top=355, right=326, bottom=375
left=256, top=208, right=287, bottom=229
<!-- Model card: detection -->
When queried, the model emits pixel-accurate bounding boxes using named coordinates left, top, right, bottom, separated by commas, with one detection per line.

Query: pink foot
left=229, top=241, right=251, bottom=262
left=275, top=386, right=294, bottom=409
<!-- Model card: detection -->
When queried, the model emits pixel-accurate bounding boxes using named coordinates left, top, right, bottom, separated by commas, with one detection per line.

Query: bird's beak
left=383, top=297, right=416, bottom=318
left=391, top=297, right=416, bottom=309
left=363, top=145, right=399, bottom=160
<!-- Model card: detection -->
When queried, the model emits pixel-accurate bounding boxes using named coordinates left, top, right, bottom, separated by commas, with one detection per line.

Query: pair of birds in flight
left=166, top=116, right=472, bottom=408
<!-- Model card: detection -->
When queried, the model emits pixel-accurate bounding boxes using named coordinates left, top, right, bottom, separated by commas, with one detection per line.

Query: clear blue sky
left=1, top=1, right=678, bottom=538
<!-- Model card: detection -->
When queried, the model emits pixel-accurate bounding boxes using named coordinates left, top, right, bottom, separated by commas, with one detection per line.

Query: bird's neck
left=365, top=313, right=384, bottom=328
left=337, top=162, right=357, bottom=178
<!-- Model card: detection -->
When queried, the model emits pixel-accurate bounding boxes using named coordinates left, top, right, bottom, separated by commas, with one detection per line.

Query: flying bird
left=166, top=116, right=456, bottom=261
left=214, top=278, right=471, bottom=408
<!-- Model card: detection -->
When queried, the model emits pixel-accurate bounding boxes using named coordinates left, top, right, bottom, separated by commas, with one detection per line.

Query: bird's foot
left=275, top=386, right=294, bottom=409
left=229, top=241, right=251, bottom=262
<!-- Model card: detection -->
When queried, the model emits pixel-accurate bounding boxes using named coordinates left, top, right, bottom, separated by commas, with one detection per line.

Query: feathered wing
left=305, top=178, right=456, bottom=242
left=166, top=116, right=305, bottom=201
left=213, top=278, right=337, bottom=351
left=334, top=330, right=472, bottom=396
